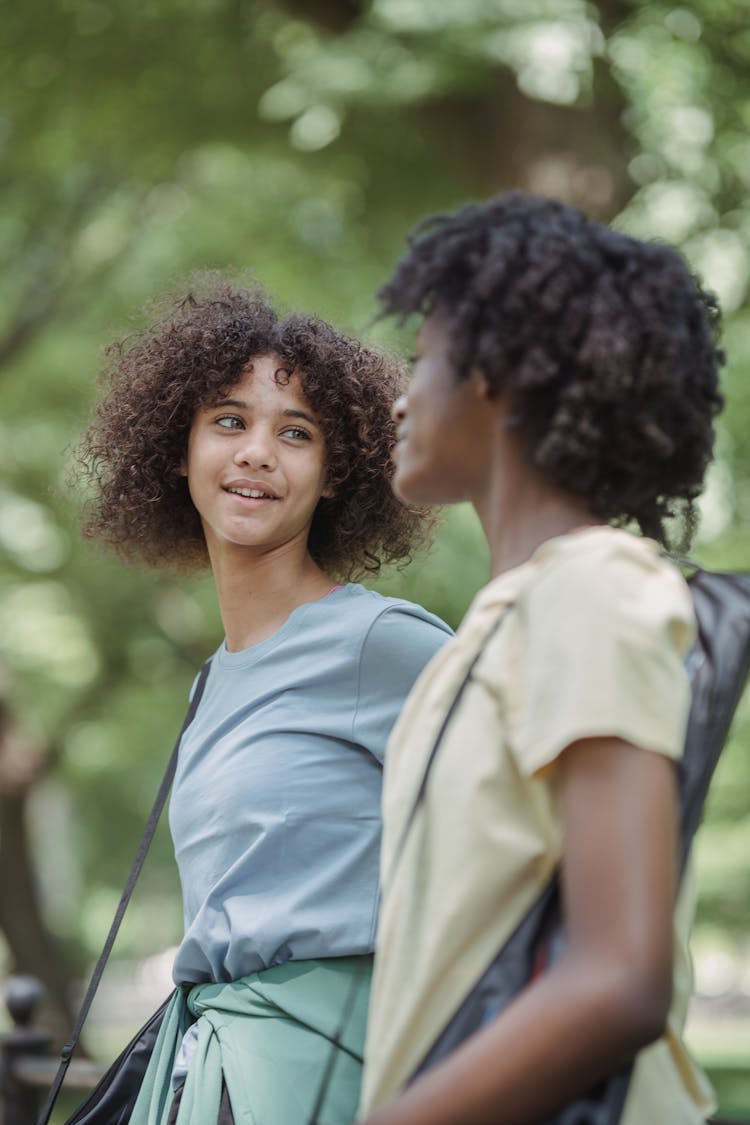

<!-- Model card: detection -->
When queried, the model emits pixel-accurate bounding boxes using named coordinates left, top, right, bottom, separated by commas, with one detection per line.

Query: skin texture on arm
left=360, top=736, right=679, bottom=1125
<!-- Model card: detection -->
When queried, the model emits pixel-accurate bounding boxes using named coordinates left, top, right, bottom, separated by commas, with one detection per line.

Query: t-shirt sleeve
left=510, top=544, right=695, bottom=778
left=353, top=605, right=453, bottom=763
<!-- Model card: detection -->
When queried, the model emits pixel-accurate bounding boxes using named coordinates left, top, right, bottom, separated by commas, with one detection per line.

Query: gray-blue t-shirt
left=169, top=584, right=452, bottom=984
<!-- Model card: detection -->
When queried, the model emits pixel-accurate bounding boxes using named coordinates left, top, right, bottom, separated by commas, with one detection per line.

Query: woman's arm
left=360, top=736, right=679, bottom=1125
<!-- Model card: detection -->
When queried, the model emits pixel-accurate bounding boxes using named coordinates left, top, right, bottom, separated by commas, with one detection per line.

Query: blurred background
left=1, top=0, right=749, bottom=1116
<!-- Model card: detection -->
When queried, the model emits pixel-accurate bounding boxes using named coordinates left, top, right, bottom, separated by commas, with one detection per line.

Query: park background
left=1, top=0, right=749, bottom=1117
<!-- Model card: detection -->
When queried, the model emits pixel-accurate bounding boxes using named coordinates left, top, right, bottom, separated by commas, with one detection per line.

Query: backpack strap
left=37, top=661, right=212, bottom=1125
left=390, top=606, right=513, bottom=870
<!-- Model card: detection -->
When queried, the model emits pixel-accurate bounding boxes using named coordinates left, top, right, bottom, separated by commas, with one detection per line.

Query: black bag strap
left=390, top=605, right=512, bottom=868
left=36, top=661, right=212, bottom=1125
left=304, top=954, right=371, bottom=1125
left=305, top=608, right=514, bottom=1125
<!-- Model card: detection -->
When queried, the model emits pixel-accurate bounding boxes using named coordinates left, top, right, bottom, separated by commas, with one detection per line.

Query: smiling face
left=183, top=355, right=332, bottom=564
left=392, top=313, right=495, bottom=507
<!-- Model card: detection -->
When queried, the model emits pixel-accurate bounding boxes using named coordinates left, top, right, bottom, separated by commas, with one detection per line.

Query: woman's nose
left=392, top=394, right=408, bottom=424
left=234, top=428, right=276, bottom=469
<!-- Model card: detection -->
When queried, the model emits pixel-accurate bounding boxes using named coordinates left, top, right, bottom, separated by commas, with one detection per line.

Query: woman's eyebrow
left=212, top=397, right=245, bottom=409
left=209, top=399, right=320, bottom=428
left=282, top=408, right=320, bottom=427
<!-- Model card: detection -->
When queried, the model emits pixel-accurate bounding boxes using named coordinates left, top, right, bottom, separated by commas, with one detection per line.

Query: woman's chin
left=392, top=468, right=449, bottom=508
left=392, top=466, right=422, bottom=505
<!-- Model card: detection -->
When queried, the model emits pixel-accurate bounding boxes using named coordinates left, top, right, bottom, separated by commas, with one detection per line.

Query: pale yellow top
left=361, top=526, right=715, bottom=1121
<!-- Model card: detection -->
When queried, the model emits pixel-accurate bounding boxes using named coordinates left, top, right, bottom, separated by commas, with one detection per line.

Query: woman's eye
left=216, top=415, right=243, bottom=429
left=282, top=426, right=310, bottom=440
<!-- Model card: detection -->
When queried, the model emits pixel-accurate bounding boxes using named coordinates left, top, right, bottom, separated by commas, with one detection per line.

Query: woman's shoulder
left=522, top=525, right=694, bottom=647
left=332, top=584, right=453, bottom=638
left=533, top=525, right=688, bottom=594
left=334, top=588, right=452, bottom=752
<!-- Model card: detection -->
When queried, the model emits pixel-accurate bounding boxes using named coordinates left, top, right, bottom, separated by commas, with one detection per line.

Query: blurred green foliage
left=0, top=0, right=749, bottom=1105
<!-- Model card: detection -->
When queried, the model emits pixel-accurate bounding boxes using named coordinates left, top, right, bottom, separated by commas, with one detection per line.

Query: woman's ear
left=469, top=367, right=493, bottom=400
left=472, top=368, right=512, bottom=418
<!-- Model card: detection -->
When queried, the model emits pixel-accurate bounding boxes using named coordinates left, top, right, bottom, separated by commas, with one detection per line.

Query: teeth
left=228, top=487, right=273, bottom=499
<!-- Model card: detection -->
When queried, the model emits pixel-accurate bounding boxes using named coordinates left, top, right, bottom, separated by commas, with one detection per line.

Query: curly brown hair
left=77, top=276, right=428, bottom=579
left=378, top=192, right=725, bottom=549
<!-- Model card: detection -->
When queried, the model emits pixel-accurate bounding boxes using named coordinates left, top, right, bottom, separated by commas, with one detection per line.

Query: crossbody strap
left=36, top=661, right=212, bottom=1125
left=391, top=606, right=513, bottom=871
left=305, top=609, right=514, bottom=1124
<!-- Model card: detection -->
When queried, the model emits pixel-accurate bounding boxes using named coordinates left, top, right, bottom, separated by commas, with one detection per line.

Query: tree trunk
left=414, top=68, right=634, bottom=219
left=0, top=695, right=81, bottom=1046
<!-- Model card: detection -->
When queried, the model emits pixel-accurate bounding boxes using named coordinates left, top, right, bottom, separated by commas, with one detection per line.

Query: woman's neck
left=484, top=499, right=599, bottom=578
left=208, top=544, right=335, bottom=652
left=475, top=428, right=599, bottom=578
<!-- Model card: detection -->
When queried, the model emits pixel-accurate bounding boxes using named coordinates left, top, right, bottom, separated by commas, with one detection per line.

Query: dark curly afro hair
left=378, top=192, right=725, bottom=549
left=77, top=276, right=430, bottom=579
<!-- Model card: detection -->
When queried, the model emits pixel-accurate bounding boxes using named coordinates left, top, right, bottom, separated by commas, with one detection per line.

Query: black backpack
left=410, top=568, right=750, bottom=1124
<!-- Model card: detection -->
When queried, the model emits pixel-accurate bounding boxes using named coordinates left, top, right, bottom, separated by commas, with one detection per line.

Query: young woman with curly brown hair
left=76, top=278, right=451, bottom=1125
left=359, top=193, right=725, bottom=1125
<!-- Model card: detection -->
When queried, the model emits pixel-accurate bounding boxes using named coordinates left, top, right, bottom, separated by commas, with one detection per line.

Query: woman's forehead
left=417, top=310, right=453, bottom=351
left=220, top=355, right=305, bottom=398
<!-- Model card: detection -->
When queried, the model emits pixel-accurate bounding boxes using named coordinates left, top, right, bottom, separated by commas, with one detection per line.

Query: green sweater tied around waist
left=129, top=955, right=372, bottom=1125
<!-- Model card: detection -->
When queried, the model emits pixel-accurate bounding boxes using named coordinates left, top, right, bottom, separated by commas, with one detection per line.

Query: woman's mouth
left=225, top=486, right=276, bottom=499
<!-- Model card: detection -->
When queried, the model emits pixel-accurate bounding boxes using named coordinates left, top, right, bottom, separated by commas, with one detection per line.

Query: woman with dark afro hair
left=76, top=277, right=451, bottom=1125
left=359, top=193, right=725, bottom=1125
